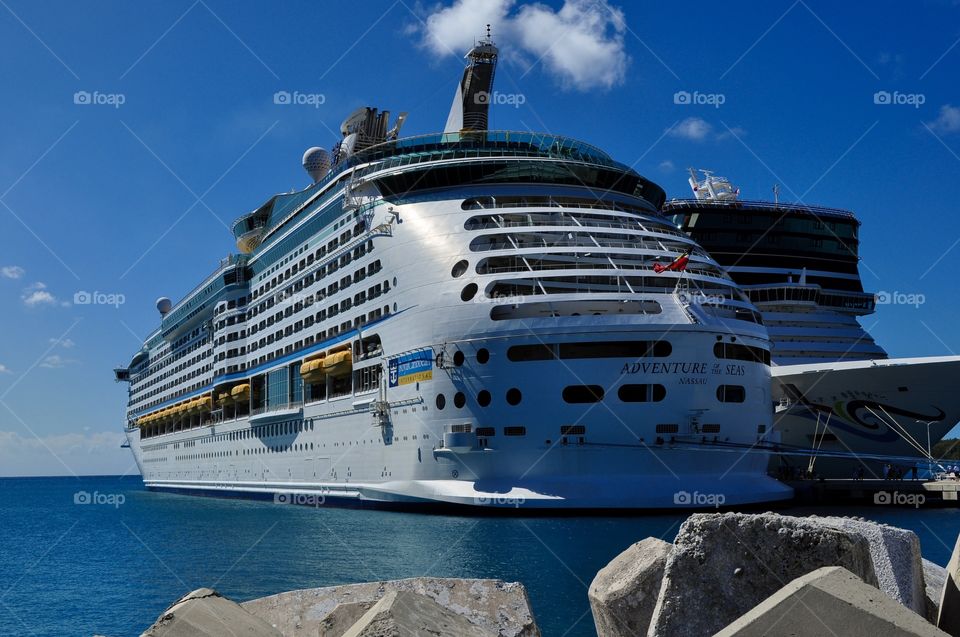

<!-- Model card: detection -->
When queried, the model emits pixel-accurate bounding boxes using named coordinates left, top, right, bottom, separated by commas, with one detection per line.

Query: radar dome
left=302, top=147, right=331, bottom=183
left=156, top=297, right=172, bottom=315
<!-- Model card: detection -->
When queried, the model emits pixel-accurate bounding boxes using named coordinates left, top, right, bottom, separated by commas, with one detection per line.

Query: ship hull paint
left=771, top=356, right=960, bottom=478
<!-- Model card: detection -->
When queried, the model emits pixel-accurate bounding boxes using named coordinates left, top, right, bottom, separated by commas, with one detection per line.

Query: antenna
left=773, top=183, right=781, bottom=206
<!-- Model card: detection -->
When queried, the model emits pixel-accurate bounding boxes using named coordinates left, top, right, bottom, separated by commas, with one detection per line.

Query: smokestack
left=444, top=25, right=499, bottom=133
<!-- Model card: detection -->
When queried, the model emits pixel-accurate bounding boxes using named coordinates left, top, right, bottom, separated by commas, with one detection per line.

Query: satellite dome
left=156, top=297, right=172, bottom=315
left=302, top=147, right=331, bottom=183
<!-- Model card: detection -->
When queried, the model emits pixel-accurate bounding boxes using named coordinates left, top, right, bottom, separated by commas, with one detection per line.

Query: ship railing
left=663, top=197, right=857, bottom=220
left=249, top=399, right=304, bottom=416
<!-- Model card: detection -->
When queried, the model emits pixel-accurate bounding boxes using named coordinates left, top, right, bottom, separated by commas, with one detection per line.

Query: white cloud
left=39, top=355, right=76, bottom=369
left=1, top=265, right=25, bottom=279
left=666, top=117, right=745, bottom=142
left=658, top=159, right=675, bottom=172
left=49, top=337, right=76, bottom=349
left=927, top=105, right=960, bottom=135
left=415, top=0, right=629, bottom=91
left=667, top=117, right=713, bottom=141
left=0, top=364, right=12, bottom=374
left=0, top=430, right=133, bottom=477
left=21, top=282, right=60, bottom=308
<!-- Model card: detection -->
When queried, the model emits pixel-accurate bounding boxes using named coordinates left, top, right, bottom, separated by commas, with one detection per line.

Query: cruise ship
left=115, top=35, right=792, bottom=509
left=666, top=170, right=960, bottom=478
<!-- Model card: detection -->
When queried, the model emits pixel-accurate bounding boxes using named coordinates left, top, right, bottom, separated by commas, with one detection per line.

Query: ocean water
left=2, top=476, right=960, bottom=637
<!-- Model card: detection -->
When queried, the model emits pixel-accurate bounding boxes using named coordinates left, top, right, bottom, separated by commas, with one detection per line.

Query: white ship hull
left=128, top=322, right=792, bottom=509
left=771, top=356, right=960, bottom=478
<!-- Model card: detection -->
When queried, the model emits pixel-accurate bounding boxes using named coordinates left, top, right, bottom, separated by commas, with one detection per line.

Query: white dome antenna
left=156, top=297, right=172, bottom=316
left=302, top=147, right=331, bottom=183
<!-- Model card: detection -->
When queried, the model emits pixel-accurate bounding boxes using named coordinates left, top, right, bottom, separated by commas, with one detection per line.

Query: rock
left=318, top=601, right=375, bottom=637
left=141, top=588, right=282, bottom=637
left=938, top=533, right=960, bottom=635
left=648, top=512, right=878, bottom=637
left=925, top=559, right=947, bottom=623
left=241, top=578, right=539, bottom=637
left=341, top=589, right=495, bottom=636
left=816, top=516, right=926, bottom=615
left=715, top=566, right=949, bottom=636
left=587, top=537, right=671, bottom=637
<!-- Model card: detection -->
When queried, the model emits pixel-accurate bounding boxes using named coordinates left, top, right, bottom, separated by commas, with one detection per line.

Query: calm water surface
left=2, top=475, right=959, bottom=637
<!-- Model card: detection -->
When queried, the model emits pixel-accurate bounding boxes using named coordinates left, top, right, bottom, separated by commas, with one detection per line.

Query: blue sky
left=1, top=0, right=959, bottom=476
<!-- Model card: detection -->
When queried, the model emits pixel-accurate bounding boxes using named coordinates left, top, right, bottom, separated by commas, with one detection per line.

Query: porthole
left=451, top=260, right=469, bottom=278
left=477, top=390, right=491, bottom=407
left=562, top=385, right=604, bottom=404
left=506, top=388, right=522, bottom=405
left=393, top=277, right=398, bottom=286
left=436, top=394, right=446, bottom=410
left=454, top=392, right=466, bottom=408
left=453, top=351, right=465, bottom=366
left=476, top=348, right=490, bottom=364
left=460, top=283, right=478, bottom=302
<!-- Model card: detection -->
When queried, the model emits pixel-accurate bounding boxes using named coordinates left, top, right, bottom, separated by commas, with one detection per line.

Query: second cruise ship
left=667, top=170, right=960, bottom=478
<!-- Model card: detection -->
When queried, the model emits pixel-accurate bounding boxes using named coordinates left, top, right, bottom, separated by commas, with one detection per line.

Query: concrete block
left=715, top=566, right=948, bottom=637
left=648, top=512, right=878, bottom=637
left=141, top=588, right=282, bottom=637
left=587, top=537, right=671, bottom=637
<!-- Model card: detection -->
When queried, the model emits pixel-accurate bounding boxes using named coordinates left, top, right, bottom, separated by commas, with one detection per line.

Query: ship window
left=504, top=426, right=526, bottom=436
left=453, top=351, right=465, bottom=366
left=562, top=385, right=604, bottom=404
left=477, top=390, right=491, bottom=407
left=713, top=342, right=770, bottom=365
left=618, top=384, right=666, bottom=403
left=454, top=392, right=466, bottom=408
left=476, top=348, right=490, bottom=364
left=506, top=344, right=555, bottom=361
left=506, top=388, right=522, bottom=405
left=460, top=283, right=478, bottom=302
left=560, top=425, right=586, bottom=436
left=435, top=394, right=446, bottom=410
left=476, top=426, right=495, bottom=437
left=451, top=260, right=469, bottom=278
left=656, top=424, right=679, bottom=434
left=716, top=385, right=746, bottom=403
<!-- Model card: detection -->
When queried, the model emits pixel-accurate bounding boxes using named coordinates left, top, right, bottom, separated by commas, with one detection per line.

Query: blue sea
left=2, top=476, right=960, bottom=637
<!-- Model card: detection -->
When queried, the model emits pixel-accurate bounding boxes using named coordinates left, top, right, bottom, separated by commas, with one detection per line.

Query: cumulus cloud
left=39, top=354, right=75, bottom=369
left=49, top=337, right=76, bottom=349
left=658, top=159, right=675, bottom=172
left=415, top=0, right=629, bottom=91
left=0, top=430, right=133, bottom=477
left=667, top=117, right=713, bottom=141
left=927, top=105, right=960, bottom=135
left=0, top=364, right=12, bottom=374
left=666, top=117, right=745, bottom=142
left=1, top=265, right=25, bottom=279
left=21, top=282, right=59, bottom=307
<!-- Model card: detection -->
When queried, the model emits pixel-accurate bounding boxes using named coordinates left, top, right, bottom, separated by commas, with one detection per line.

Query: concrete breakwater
left=126, top=512, right=960, bottom=636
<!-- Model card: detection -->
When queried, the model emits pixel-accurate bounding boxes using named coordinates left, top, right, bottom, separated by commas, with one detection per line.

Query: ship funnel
left=444, top=25, right=499, bottom=133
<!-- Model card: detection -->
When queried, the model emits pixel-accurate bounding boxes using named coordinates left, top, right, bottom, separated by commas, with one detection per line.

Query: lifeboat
left=300, top=358, right=326, bottom=384
left=322, top=350, right=352, bottom=377
left=218, top=391, right=234, bottom=406
left=187, top=399, right=202, bottom=415
left=231, top=383, right=250, bottom=402
left=197, top=395, right=213, bottom=412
